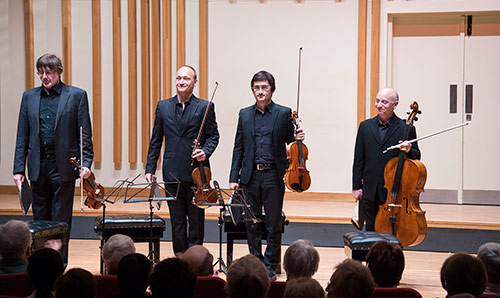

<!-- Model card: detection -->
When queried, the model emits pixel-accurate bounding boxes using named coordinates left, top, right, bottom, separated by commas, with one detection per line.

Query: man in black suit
left=145, top=65, right=219, bottom=257
left=352, top=87, right=420, bottom=231
left=229, top=70, right=305, bottom=280
left=13, top=54, right=93, bottom=264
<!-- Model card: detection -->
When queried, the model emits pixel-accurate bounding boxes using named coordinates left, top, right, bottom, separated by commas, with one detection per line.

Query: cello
left=191, top=82, right=218, bottom=207
left=284, top=47, right=311, bottom=192
left=374, top=102, right=427, bottom=247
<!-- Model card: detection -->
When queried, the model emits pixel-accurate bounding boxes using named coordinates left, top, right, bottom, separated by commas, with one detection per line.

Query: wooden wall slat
left=128, top=0, right=137, bottom=164
left=199, top=0, right=208, bottom=99
left=24, top=0, right=34, bottom=90
left=61, top=0, right=72, bottom=85
left=357, top=0, right=367, bottom=125
left=176, top=0, right=185, bottom=69
left=91, top=0, right=102, bottom=164
left=141, top=0, right=150, bottom=164
left=152, top=0, right=161, bottom=119
left=369, top=0, right=380, bottom=117
left=162, top=0, right=172, bottom=100
left=112, top=0, right=122, bottom=163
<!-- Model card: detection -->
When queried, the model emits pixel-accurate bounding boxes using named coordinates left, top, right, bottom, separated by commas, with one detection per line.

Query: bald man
left=181, top=245, right=214, bottom=276
left=352, top=87, right=421, bottom=231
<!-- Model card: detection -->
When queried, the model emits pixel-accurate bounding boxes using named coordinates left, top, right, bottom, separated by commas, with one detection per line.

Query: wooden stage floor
left=2, top=191, right=500, bottom=298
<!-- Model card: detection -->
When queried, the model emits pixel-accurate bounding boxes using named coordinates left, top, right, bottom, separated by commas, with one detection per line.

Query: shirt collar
left=255, top=101, right=274, bottom=114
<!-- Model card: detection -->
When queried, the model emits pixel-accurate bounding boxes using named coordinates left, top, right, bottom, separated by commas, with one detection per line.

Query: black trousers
left=362, top=198, right=382, bottom=232
left=31, top=154, right=75, bottom=265
left=164, top=181, right=205, bottom=254
left=242, top=168, right=284, bottom=272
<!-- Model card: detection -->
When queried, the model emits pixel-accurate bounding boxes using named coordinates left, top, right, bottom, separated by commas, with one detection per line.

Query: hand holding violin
left=80, top=167, right=91, bottom=179
left=294, top=128, right=305, bottom=141
left=192, top=148, right=206, bottom=162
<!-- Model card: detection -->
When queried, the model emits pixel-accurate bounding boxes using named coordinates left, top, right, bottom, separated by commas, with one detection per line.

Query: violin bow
left=191, top=82, right=218, bottom=165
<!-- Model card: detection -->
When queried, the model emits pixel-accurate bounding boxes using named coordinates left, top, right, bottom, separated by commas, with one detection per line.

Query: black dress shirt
left=39, top=82, right=62, bottom=150
left=254, top=101, right=275, bottom=164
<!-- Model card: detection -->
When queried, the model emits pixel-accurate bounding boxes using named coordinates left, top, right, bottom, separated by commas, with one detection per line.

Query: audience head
left=477, top=242, right=500, bottom=293
left=284, top=277, right=324, bottom=298
left=366, top=240, right=405, bottom=287
left=117, top=253, right=152, bottom=297
left=55, top=268, right=97, bottom=298
left=102, top=234, right=136, bottom=274
left=440, top=253, right=487, bottom=297
left=182, top=245, right=214, bottom=276
left=28, top=248, right=65, bottom=298
left=326, top=259, right=375, bottom=298
left=284, top=239, right=320, bottom=280
left=149, top=257, right=196, bottom=298
left=0, top=219, right=32, bottom=261
left=226, top=254, right=270, bottom=298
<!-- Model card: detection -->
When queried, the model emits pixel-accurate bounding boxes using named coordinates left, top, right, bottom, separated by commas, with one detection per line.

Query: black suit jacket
left=145, top=95, right=219, bottom=182
left=352, top=114, right=421, bottom=204
left=13, top=82, right=93, bottom=182
left=230, top=102, right=295, bottom=185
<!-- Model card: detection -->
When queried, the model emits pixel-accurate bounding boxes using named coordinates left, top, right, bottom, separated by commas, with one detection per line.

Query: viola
left=374, top=102, right=427, bottom=247
left=191, top=83, right=218, bottom=207
left=284, top=47, right=311, bottom=192
left=69, top=157, right=105, bottom=210
left=284, top=112, right=311, bottom=192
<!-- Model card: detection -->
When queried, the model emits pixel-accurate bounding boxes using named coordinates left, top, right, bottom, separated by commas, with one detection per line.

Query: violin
left=374, top=102, right=427, bottom=247
left=284, top=111, right=311, bottom=192
left=191, top=83, right=218, bottom=207
left=69, top=157, right=105, bottom=210
left=284, top=47, right=311, bottom=192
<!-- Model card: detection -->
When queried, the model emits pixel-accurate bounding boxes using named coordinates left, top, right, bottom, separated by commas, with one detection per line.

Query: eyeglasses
left=252, top=85, right=271, bottom=91
left=37, top=70, right=57, bottom=76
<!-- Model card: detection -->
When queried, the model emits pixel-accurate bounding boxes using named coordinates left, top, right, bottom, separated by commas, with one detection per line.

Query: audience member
left=102, top=234, right=136, bottom=274
left=181, top=245, right=214, bottom=276
left=284, top=277, right=324, bottom=298
left=55, top=268, right=98, bottom=298
left=0, top=219, right=32, bottom=274
left=225, top=254, right=270, bottom=298
left=326, top=259, right=375, bottom=298
left=440, top=253, right=487, bottom=297
left=366, top=240, right=405, bottom=287
left=283, top=239, right=320, bottom=280
left=477, top=242, right=500, bottom=294
left=149, top=257, right=196, bottom=298
left=449, top=294, right=476, bottom=298
left=27, top=248, right=65, bottom=298
left=112, top=253, right=152, bottom=298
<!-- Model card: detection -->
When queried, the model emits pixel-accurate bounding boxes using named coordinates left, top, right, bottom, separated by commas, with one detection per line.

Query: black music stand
left=195, top=181, right=254, bottom=273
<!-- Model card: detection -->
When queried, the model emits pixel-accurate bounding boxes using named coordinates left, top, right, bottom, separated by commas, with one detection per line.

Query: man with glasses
left=229, top=70, right=305, bottom=280
left=13, top=53, right=93, bottom=265
left=145, top=65, right=219, bottom=257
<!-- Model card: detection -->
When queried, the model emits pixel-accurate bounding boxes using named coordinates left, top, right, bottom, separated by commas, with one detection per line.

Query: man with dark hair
left=114, top=253, right=152, bottom=298
left=352, top=87, right=420, bottom=231
left=145, top=65, right=219, bottom=257
left=284, top=277, right=324, bottom=298
left=149, top=257, right=197, bottom=298
left=182, top=245, right=214, bottom=276
left=55, top=268, right=98, bottom=298
left=229, top=70, right=305, bottom=280
left=283, top=239, right=319, bottom=280
left=366, top=240, right=405, bottom=287
left=326, top=259, right=375, bottom=298
left=477, top=242, right=500, bottom=294
left=13, top=53, right=93, bottom=264
left=0, top=220, right=32, bottom=274
left=27, top=248, right=65, bottom=298
left=440, top=253, right=487, bottom=297
left=225, top=254, right=270, bottom=298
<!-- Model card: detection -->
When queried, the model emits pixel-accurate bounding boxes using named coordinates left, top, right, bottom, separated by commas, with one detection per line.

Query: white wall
left=1, top=0, right=499, bottom=194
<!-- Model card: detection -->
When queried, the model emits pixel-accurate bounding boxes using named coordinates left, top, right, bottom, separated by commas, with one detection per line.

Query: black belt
left=255, top=163, right=274, bottom=171
left=41, top=147, right=55, bottom=155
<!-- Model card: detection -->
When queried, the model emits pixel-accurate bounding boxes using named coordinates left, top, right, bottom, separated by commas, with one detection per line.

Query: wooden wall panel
left=92, top=0, right=102, bottom=164
left=163, top=0, right=172, bottom=99
left=176, top=0, right=185, bottom=69
left=152, top=0, right=161, bottom=118
left=141, top=0, right=150, bottom=164
left=128, top=0, right=137, bottom=163
left=369, top=0, right=380, bottom=117
left=61, top=0, right=72, bottom=85
left=199, top=0, right=208, bottom=99
left=357, top=0, right=367, bottom=125
left=113, top=0, right=122, bottom=163
left=24, top=0, right=34, bottom=90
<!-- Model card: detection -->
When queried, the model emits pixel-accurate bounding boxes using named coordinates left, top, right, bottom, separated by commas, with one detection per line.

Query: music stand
left=195, top=181, right=255, bottom=274
left=123, top=174, right=180, bottom=263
